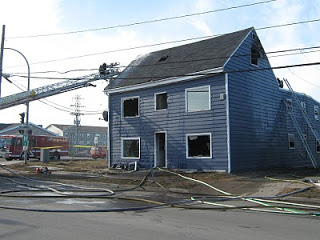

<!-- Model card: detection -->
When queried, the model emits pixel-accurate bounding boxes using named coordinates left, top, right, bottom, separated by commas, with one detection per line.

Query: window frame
left=185, top=85, right=211, bottom=113
left=186, top=133, right=212, bottom=159
left=285, top=98, right=293, bottom=111
left=122, top=96, right=140, bottom=118
left=121, top=137, right=141, bottom=159
left=288, top=133, right=295, bottom=149
left=250, top=47, right=260, bottom=66
left=314, top=105, right=319, bottom=120
left=154, top=92, right=168, bottom=111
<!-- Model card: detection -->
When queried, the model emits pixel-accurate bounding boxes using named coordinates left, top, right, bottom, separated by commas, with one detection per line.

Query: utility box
left=40, top=149, right=49, bottom=163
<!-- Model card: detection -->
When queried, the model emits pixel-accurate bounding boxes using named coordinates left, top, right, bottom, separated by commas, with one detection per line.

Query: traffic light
left=19, top=112, right=25, bottom=124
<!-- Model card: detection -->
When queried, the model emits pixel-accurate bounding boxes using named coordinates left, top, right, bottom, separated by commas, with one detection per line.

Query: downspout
left=225, top=73, right=231, bottom=173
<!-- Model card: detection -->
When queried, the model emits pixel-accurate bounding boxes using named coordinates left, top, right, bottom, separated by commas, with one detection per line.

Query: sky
left=0, top=0, right=319, bottom=128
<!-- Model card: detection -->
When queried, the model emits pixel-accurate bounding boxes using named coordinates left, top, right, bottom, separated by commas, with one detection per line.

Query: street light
left=4, top=47, right=30, bottom=164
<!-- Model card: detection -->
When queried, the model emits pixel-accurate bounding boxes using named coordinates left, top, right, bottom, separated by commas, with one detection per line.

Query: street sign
left=23, top=134, right=29, bottom=147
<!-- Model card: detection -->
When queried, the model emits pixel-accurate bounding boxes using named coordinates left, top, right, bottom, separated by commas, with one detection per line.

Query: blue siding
left=109, top=75, right=229, bottom=171
left=225, top=30, right=320, bottom=171
left=108, top=29, right=320, bottom=172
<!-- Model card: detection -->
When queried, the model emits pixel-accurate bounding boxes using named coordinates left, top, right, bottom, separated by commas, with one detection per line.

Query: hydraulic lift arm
left=0, top=63, right=119, bottom=110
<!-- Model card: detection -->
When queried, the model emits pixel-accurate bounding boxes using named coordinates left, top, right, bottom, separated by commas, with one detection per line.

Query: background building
left=46, top=124, right=108, bottom=155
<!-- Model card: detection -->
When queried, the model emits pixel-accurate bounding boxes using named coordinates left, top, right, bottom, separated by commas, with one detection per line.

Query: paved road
left=0, top=159, right=319, bottom=239
left=0, top=205, right=319, bottom=240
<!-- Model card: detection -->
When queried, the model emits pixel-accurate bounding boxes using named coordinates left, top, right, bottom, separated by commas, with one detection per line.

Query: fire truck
left=0, top=134, right=69, bottom=161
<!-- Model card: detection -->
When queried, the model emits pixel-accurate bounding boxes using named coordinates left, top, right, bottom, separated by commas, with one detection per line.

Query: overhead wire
left=6, top=0, right=277, bottom=40
left=4, top=17, right=320, bottom=69
left=6, top=45, right=320, bottom=82
left=287, top=68, right=320, bottom=88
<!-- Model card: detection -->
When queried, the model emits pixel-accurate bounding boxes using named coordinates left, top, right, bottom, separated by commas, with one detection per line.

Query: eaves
left=105, top=67, right=224, bottom=95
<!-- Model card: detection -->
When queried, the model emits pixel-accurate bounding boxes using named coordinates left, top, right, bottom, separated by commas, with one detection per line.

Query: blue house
left=104, top=27, right=320, bottom=172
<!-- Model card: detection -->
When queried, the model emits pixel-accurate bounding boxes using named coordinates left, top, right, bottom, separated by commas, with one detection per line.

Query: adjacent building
left=0, top=123, right=57, bottom=136
left=104, top=27, right=320, bottom=172
left=46, top=124, right=108, bottom=147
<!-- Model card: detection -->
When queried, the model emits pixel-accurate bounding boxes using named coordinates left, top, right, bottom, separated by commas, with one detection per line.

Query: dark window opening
left=288, top=134, right=295, bottom=149
left=122, top=139, right=140, bottom=158
left=158, top=55, right=169, bottom=62
left=187, top=135, right=211, bottom=158
left=123, top=98, right=139, bottom=117
left=314, top=106, right=319, bottom=120
left=317, top=141, right=320, bottom=153
left=251, top=47, right=260, bottom=65
left=156, top=93, right=167, bottom=110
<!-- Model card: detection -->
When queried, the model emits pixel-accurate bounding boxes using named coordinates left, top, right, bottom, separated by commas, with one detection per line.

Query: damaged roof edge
left=105, top=67, right=224, bottom=94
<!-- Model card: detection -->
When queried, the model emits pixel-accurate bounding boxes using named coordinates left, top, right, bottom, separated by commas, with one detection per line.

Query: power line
left=299, top=50, right=320, bottom=72
left=9, top=45, right=320, bottom=80
left=287, top=68, right=320, bottom=88
left=4, top=60, right=320, bottom=115
left=7, top=0, right=277, bottom=40
left=6, top=17, right=320, bottom=70
left=12, top=68, right=98, bottom=75
left=8, top=61, right=320, bottom=84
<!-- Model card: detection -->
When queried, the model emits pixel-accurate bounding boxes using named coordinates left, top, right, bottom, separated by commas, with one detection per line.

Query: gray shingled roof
left=107, top=27, right=253, bottom=90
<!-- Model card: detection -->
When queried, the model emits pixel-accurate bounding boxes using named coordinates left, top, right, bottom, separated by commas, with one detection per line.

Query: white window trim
left=121, top=96, right=140, bottom=118
left=154, top=92, right=168, bottom=111
left=288, top=133, right=295, bottom=149
left=121, top=137, right=140, bottom=159
left=185, top=85, right=211, bottom=113
left=186, top=133, right=212, bottom=159
left=301, top=101, right=306, bottom=110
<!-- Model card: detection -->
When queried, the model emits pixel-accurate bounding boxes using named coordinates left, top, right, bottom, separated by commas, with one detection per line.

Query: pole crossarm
left=0, top=66, right=119, bottom=110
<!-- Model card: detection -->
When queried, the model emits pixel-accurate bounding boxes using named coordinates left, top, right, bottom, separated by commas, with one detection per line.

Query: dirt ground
left=1, top=159, right=320, bottom=201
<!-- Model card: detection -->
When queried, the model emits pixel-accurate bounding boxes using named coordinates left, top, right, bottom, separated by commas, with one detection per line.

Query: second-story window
left=155, top=92, right=167, bottom=110
left=122, top=97, right=139, bottom=117
left=186, top=86, right=210, bottom=112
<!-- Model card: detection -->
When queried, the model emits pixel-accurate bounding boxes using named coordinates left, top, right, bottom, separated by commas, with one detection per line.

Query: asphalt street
left=0, top=158, right=319, bottom=239
left=0, top=204, right=319, bottom=240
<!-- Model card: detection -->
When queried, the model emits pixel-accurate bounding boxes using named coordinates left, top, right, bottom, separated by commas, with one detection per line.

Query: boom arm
left=0, top=63, right=119, bottom=110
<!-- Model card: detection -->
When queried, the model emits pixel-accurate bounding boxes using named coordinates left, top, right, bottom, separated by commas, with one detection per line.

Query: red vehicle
left=0, top=135, right=69, bottom=161
left=90, top=146, right=107, bottom=159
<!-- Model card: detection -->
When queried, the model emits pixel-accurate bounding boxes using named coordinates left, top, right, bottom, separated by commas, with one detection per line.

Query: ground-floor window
left=186, top=133, right=211, bottom=158
left=121, top=137, right=140, bottom=159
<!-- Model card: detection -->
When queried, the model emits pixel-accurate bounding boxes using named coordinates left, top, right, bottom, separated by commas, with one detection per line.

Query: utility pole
left=70, top=95, right=84, bottom=154
left=0, top=25, right=5, bottom=97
